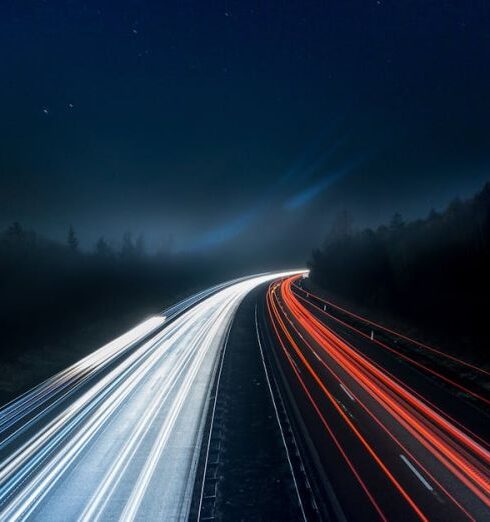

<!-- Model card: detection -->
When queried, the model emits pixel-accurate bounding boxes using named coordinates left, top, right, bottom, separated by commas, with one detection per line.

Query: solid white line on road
left=313, top=351, right=322, bottom=362
left=400, top=454, right=433, bottom=491
left=0, top=272, right=306, bottom=521
left=255, top=306, right=307, bottom=522
left=339, top=383, right=356, bottom=402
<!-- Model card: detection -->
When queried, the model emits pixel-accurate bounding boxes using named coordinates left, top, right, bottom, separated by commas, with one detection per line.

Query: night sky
left=1, top=1, right=489, bottom=260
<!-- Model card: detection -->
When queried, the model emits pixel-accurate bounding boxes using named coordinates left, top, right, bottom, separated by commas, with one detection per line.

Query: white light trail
left=0, top=271, right=304, bottom=521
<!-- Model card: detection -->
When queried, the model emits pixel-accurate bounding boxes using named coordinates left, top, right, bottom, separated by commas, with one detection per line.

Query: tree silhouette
left=6, top=222, right=24, bottom=242
left=95, top=237, right=113, bottom=258
left=135, top=234, right=145, bottom=257
left=390, top=212, right=404, bottom=231
left=308, top=182, right=490, bottom=356
left=67, top=225, right=79, bottom=251
left=329, top=209, right=353, bottom=243
left=120, top=232, right=136, bottom=261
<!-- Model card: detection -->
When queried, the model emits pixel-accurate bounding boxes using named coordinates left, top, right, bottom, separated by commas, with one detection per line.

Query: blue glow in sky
left=0, top=1, right=488, bottom=252
left=284, top=160, right=362, bottom=210
left=187, top=209, right=259, bottom=251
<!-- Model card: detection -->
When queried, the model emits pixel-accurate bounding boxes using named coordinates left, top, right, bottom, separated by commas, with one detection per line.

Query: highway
left=1, top=270, right=488, bottom=521
left=262, top=275, right=490, bottom=521
left=0, top=271, right=299, bottom=521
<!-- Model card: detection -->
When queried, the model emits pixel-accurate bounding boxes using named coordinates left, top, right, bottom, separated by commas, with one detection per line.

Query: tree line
left=0, top=224, right=223, bottom=369
left=308, top=182, right=490, bottom=356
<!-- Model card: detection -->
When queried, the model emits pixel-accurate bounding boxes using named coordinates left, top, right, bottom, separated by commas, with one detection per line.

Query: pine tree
left=95, top=237, right=112, bottom=258
left=390, top=212, right=404, bottom=232
left=121, top=232, right=135, bottom=259
left=67, top=225, right=79, bottom=251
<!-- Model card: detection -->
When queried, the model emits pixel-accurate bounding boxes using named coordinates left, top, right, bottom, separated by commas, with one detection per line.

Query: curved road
left=0, top=271, right=299, bottom=521
left=263, top=275, right=490, bottom=521
left=1, top=271, right=488, bottom=521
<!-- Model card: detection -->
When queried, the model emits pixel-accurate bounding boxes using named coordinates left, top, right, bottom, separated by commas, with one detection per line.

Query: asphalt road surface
left=1, top=270, right=488, bottom=521
left=0, top=271, right=299, bottom=521
left=261, top=274, right=490, bottom=521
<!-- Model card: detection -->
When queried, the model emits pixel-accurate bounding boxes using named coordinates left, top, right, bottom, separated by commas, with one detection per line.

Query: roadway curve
left=0, top=271, right=299, bottom=521
left=263, top=275, right=490, bottom=521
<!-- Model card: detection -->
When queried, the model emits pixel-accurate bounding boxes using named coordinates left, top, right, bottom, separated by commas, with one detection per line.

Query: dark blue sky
left=1, top=1, right=489, bottom=257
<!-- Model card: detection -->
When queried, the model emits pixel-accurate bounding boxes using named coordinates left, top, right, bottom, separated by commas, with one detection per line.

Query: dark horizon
left=1, top=4, right=490, bottom=520
left=1, top=1, right=489, bottom=261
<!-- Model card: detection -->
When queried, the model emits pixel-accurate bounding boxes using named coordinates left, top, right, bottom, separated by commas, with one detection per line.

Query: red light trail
left=265, top=275, right=490, bottom=520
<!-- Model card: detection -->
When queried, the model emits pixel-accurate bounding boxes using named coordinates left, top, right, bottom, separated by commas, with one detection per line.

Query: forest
left=2, top=181, right=489, bottom=401
left=0, top=226, right=225, bottom=402
left=308, top=182, right=490, bottom=358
